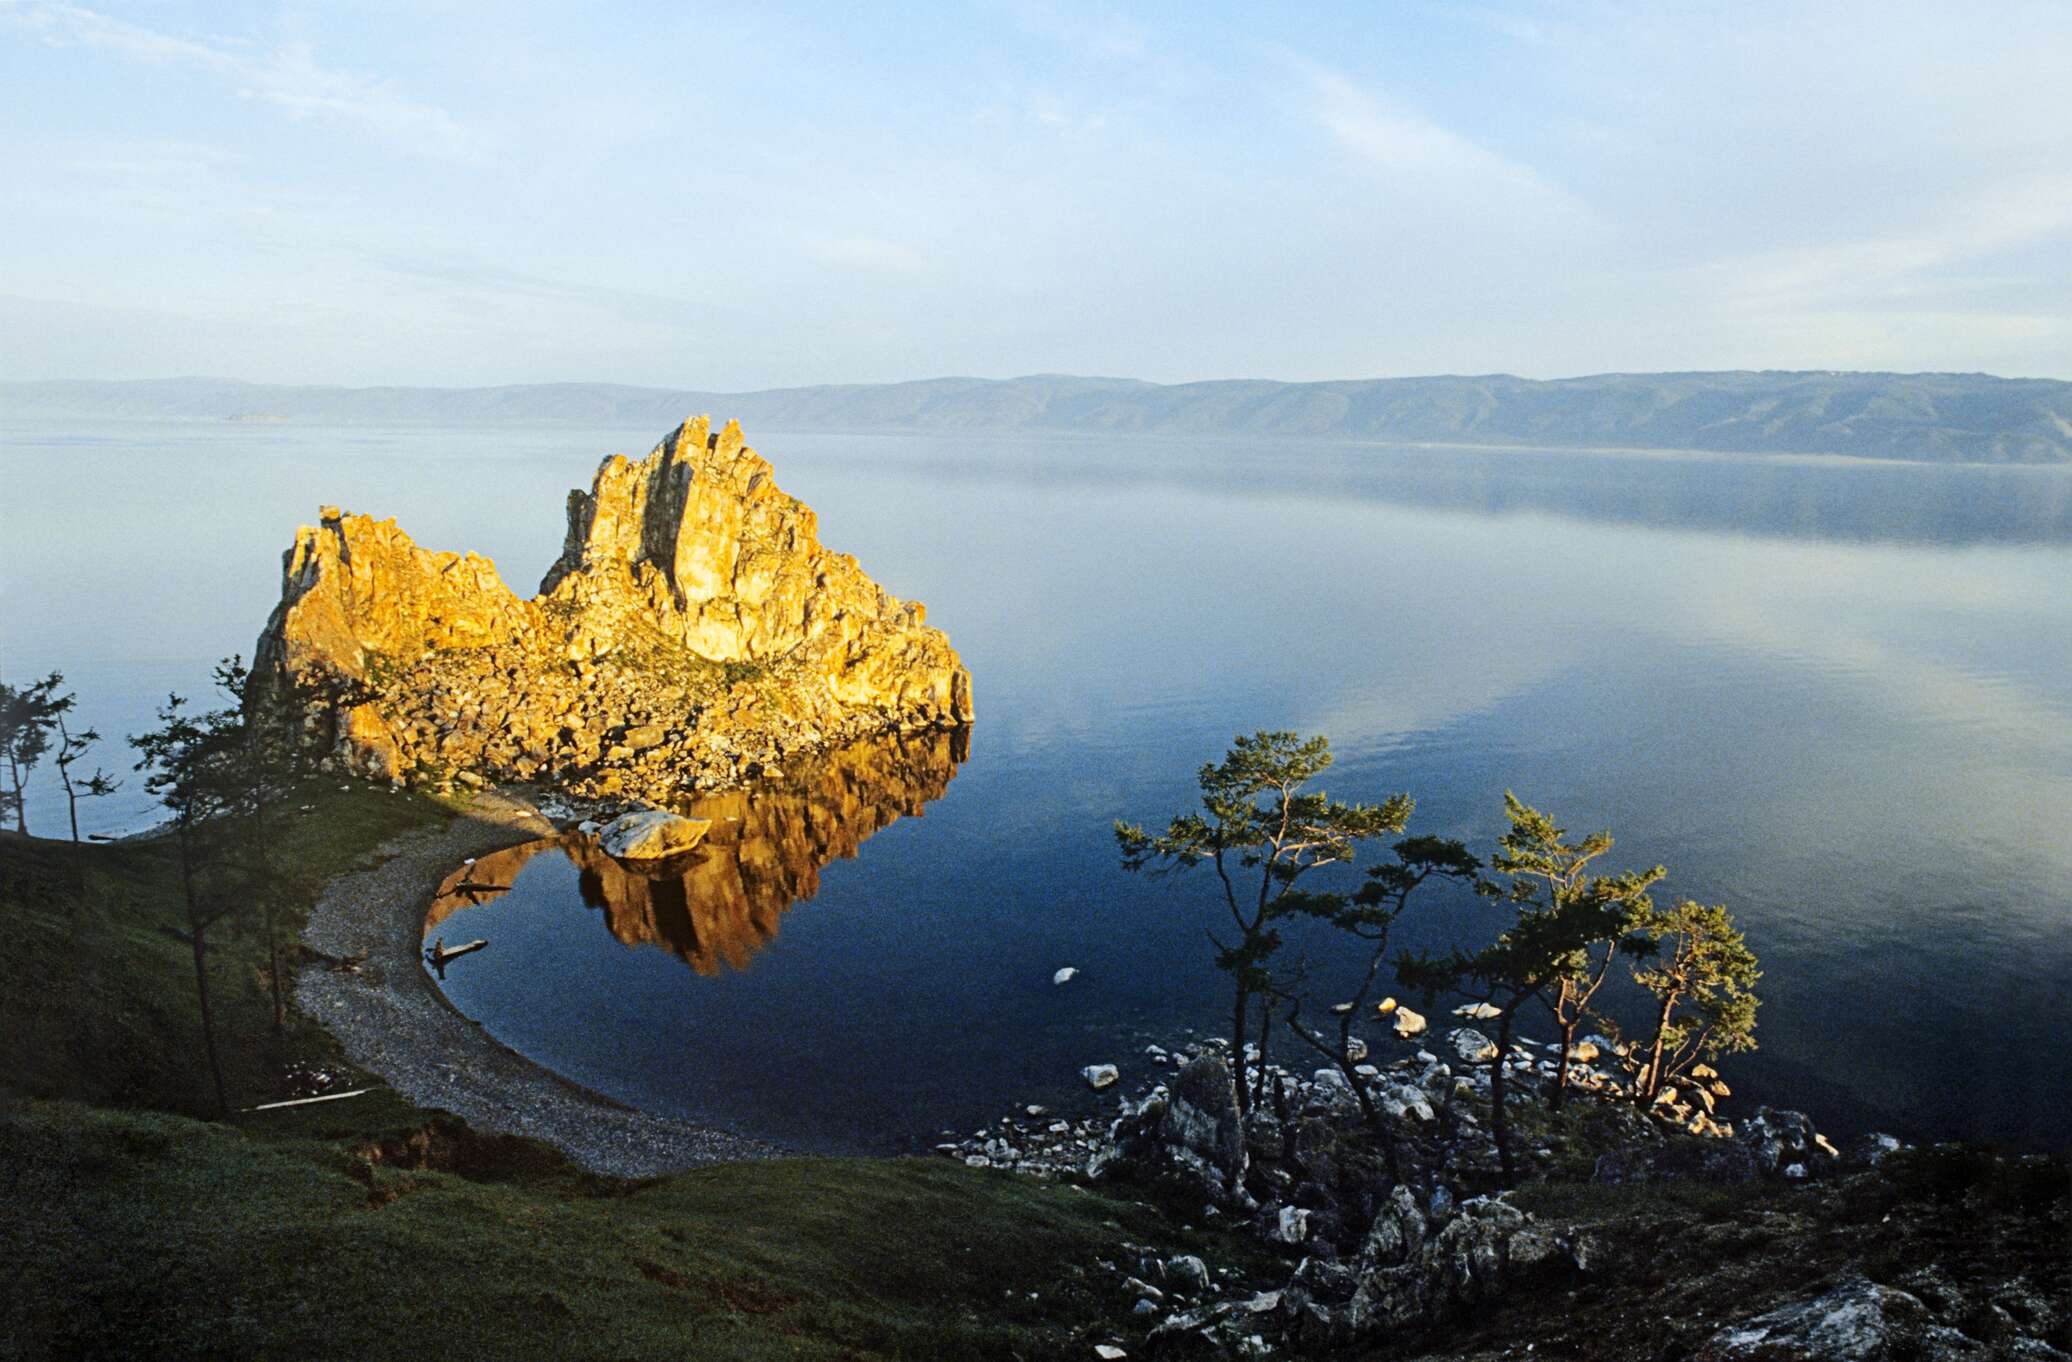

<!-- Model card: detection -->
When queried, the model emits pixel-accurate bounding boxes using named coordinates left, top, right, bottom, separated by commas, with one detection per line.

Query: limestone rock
left=1157, top=1056, right=1249, bottom=1198
left=253, top=418, right=973, bottom=803
left=597, top=810, right=713, bottom=861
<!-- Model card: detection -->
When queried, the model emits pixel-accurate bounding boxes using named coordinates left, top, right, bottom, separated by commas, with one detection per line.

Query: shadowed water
left=5, top=421, right=2068, bottom=1152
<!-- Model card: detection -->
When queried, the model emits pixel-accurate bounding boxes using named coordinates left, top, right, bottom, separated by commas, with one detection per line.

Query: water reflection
left=424, top=726, right=967, bottom=975
left=797, top=436, right=2072, bottom=548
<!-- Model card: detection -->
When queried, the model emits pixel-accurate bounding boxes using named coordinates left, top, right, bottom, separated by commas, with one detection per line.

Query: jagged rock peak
left=253, top=418, right=972, bottom=799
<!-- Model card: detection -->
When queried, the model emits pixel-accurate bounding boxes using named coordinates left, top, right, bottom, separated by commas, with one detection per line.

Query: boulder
left=1451, top=1028, right=1499, bottom=1063
left=1695, top=1276, right=1960, bottom=1361
left=597, top=809, right=713, bottom=861
left=1392, top=1006, right=1428, bottom=1039
left=1739, top=1106, right=1840, bottom=1180
left=1082, top=1064, right=1120, bottom=1091
left=1157, top=1056, right=1249, bottom=1196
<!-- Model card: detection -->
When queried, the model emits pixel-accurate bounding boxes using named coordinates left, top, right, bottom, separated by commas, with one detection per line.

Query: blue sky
left=3, top=1, right=2068, bottom=386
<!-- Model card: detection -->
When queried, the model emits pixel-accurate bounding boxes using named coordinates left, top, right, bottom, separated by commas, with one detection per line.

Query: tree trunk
left=190, top=922, right=229, bottom=1117
left=1231, top=988, right=1251, bottom=1116
left=1253, top=1001, right=1274, bottom=1105
left=265, top=902, right=285, bottom=1034
left=1641, top=992, right=1678, bottom=1102
left=6, top=750, right=24, bottom=835
left=177, top=826, right=230, bottom=1116
left=1491, top=1005, right=1517, bottom=1188
left=1552, top=1015, right=1578, bottom=1111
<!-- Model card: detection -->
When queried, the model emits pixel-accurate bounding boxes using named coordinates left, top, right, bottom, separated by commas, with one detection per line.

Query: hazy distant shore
left=7, top=369, right=2069, bottom=464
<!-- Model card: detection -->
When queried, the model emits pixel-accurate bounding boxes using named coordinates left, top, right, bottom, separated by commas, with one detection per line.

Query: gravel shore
left=297, top=791, right=783, bottom=1176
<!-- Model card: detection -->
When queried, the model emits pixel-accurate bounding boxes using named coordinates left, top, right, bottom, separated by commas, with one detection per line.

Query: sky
left=2, top=0, right=2069, bottom=388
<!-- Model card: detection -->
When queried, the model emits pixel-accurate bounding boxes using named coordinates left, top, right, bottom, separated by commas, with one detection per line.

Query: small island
left=251, top=416, right=973, bottom=805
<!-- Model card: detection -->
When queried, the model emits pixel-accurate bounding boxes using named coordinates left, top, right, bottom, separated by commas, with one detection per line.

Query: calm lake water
left=5, top=420, right=2069, bottom=1153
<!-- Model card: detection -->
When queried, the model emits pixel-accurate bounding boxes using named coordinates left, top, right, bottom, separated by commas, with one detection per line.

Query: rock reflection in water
left=424, top=727, right=966, bottom=976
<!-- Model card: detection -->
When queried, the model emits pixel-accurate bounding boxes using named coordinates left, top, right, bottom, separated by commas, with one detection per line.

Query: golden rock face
left=254, top=419, right=972, bottom=800
left=425, top=727, right=966, bottom=977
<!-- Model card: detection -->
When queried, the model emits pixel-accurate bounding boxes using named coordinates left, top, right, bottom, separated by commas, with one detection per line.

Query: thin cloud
left=794, top=232, right=931, bottom=277
left=1301, top=61, right=1585, bottom=219
left=7, top=2, right=484, bottom=160
left=1710, top=174, right=2072, bottom=308
left=376, top=256, right=734, bottom=327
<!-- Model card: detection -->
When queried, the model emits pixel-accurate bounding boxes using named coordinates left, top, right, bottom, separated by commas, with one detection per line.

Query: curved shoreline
left=296, top=789, right=784, bottom=1176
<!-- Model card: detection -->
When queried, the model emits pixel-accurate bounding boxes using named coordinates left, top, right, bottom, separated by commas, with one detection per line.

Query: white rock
left=1095, top=1347, right=1129, bottom=1361
left=1393, top=1084, right=1436, bottom=1122
left=1455, top=1002, right=1503, bottom=1021
left=1345, top=1037, right=1369, bottom=1062
left=1053, top=966, right=1079, bottom=985
left=1452, top=1028, right=1499, bottom=1063
left=597, top=809, right=712, bottom=861
left=1270, top=1206, right=1311, bottom=1244
left=1393, top=1006, right=1428, bottom=1039
left=1082, top=1064, right=1119, bottom=1091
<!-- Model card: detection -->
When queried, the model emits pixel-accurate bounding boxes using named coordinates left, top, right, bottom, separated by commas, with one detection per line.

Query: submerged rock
left=596, top=809, right=712, bottom=861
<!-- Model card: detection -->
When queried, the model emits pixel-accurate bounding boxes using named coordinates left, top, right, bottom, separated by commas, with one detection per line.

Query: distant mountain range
left=6, top=371, right=2069, bottom=463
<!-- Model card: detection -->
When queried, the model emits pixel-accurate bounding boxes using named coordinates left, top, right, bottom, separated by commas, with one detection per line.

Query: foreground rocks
left=253, top=417, right=972, bottom=805
left=937, top=1029, right=2068, bottom=1360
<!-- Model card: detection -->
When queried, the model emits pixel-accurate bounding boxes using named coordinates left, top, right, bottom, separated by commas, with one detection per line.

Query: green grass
left=1507, top=1176, right=1772, bottom=1225
left=0, top=779, right=449, bottom=1120
left=0, top=787, right=1208, bottom=1360
left=1, top=1098, right=1176, bottom=1361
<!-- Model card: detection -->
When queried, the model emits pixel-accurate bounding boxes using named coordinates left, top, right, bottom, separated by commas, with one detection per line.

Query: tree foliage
left=1483, top=794, right=1663, bottom=1110
left=1629, top=899, right=1761, bottom=1102
left=1116, top=731, right=1411, bottom=1111
left=1398, top=793, right=1668, bottom=1185
left=1, top=671, right=71, bottom=836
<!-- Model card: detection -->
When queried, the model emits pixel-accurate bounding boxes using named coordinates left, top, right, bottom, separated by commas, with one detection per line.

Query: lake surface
left=5, top=419, right=2069, bottom=1153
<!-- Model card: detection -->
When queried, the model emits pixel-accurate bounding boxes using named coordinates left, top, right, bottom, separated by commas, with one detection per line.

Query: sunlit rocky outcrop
left=253, top=417, right=972, bottom=802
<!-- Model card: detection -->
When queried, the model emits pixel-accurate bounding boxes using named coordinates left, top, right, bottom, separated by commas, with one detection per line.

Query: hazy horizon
left=15, top=364, right=2072, bottom=389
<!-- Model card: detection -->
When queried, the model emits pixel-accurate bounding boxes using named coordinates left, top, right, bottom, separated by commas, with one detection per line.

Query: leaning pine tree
left=1115, top=732, right=1409, bottom=1114
left=1629, top=898, right=1761, bottom=1106
left=1399, top=793, right=1657, bottom=1187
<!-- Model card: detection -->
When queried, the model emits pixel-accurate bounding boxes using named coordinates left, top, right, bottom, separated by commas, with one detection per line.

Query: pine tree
left=1116, top=731, right=1411, bottom=1113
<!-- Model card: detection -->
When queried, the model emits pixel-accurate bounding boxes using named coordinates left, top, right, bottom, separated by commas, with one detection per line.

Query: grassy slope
left=0, top=791, right=1206, bottom=1361
left=0, top=782, right=445, bottom=1124
left=2, top=1100, right=1175, bottom=1361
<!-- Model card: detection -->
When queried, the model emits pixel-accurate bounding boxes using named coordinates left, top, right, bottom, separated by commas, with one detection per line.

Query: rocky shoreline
left=294, top=788, right=2064, bottom=1359
left=927, top=1030, right=2066, bottom=1360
